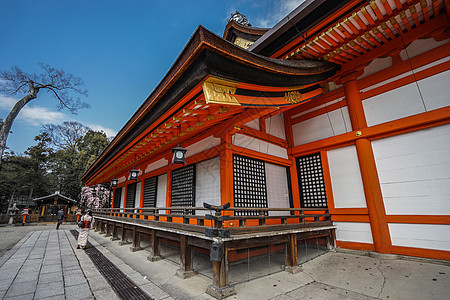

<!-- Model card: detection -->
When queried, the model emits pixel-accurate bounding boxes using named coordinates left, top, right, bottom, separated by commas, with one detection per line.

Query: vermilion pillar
left=220, top=134, right=234, bottom=223
left=342, top=74, right=392, bottom=254
left=283, top=111, right=301, bottom=210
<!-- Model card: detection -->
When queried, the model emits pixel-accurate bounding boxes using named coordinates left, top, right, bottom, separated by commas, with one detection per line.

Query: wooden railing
left=93, top=205, right=331, bottom=235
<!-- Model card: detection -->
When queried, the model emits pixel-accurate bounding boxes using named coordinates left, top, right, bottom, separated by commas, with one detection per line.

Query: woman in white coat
left=77, top=210, right=94, bottom=250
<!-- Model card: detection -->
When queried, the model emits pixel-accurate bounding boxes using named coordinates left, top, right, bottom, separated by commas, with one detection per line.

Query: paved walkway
left=0, top=227, right=449, bottom=299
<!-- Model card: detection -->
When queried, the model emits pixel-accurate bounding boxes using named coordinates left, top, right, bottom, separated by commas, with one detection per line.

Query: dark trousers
left=57, top=219, right=63, bottom=230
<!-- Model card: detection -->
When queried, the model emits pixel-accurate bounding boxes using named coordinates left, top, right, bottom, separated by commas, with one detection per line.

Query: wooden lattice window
left=126, top=182, right=137, bottom=209
left=171, top=165, right=195, bottom=212
left=143, top=176, right=158, bottom=207
left=113, top=187, right=122, bottom=208
left=233, top=155, right=268, bottom=216
left=296, top=153, right=327, bottom=208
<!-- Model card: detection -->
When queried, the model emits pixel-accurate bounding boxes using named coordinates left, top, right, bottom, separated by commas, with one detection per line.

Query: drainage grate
left=71, top=230, right=153, bottom=300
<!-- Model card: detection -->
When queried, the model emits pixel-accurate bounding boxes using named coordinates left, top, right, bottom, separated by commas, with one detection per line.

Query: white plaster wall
left=399, top=38, right=449, bottom=60
left=195, top=157, right=221, bottom=215
left=117, top=176, right=126, bottom=184
left=120, top=187, right=125, bottom=211
left=358, top=56, right=393, bottom=79
left=265, top=163, right=290, bottom=216
left=334, top=222, right=373, bottom=244
left=389, top=223, right=450, bottom=252
left=156, top=173, right=167, bottom=208
left=292, top=107, right=351, bottom=146
left=244, top=119, right=260, bottom=130
left=372, top=124, right=450, bottom=215
left=186, top=135, right=220, bottom=158
left=265, top=113, right=286, bottom=140
left=363, top=69, right=450, bottom=126
left=145, top=159, right=168, bottom=174
left=416, top=70, right=450, bottom=111
left=135, top=182, right=141, bottom=209
left=233, top=134, right=288, bottom=159
left=327, top=146, right=367, bottom=208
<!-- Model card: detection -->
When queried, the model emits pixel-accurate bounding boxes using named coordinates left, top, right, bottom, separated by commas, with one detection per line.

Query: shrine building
left=81, top=1, right=449, bottom=298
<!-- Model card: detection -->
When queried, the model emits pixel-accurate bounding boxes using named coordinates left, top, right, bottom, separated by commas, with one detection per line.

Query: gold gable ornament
left=284, top=91, right=302, bottom=104
left=202, top=77, right=241, bottom=106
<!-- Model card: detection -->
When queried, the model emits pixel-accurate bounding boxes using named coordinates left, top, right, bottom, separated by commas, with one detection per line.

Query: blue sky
left=0, top=0, right=304, bottom=154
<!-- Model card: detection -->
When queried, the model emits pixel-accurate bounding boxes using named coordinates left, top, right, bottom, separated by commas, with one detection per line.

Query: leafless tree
left=42, top=121, right=90, bottom=150
left=0, top=63, right=89, bottom=162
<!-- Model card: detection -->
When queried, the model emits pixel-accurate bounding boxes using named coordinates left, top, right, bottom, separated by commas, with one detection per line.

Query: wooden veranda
left=92, top=206, right=335, bottom=299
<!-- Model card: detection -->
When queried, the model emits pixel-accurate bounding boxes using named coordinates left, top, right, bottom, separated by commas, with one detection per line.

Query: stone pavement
left=1, top=227, right=449, bottom=300
left=0, top=229, right=169, bottom=300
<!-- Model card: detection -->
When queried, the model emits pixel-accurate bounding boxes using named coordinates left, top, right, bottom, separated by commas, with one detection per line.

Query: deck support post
left=130, top=225, right=142, bottom=252
left=176, top=235, right=197, bottom=279
left=207, top=241, right=235, bottom=299
left=104, top=221, right=111, bottom=237
left=119, top=223, right=129, bottom=245
left=285, top=233, right=302, bottom=274
left=111, top=222, right=119, bottom=241
left=147, top=229, right=162, bottom=261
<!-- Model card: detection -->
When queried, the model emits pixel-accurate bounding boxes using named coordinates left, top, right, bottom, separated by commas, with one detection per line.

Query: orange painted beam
left=391, top=245, right=450, bottom=261
left=331, top=214, right=370, bottom=222
left=220, top=134, right=234, bottom=209
left=291, top=99, right=348, bottom=125
left=386, top=215, right=450, bottom=225
left=320, top=151, right=335, bottom=212
left=343, top=78, right=367, bottom=130
left=336, top=240, right=375, bottom=251
left=290, top=106, right=450, bottom=156
left=231, top=144, right=292, bottom=166
left=329, top=208, right=369, bottom=215
left=240, top=125, right=288, bottom=148
left=356, top=138, right=392, bottom=253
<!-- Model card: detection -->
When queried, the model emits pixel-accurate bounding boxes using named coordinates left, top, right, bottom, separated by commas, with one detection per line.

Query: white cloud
left=1, top=94, right=116, bottom=138
left=1, top=94, right=68, bottom=125
left=0, top=95, right=17, bottom=111
left=86, top=123, right=117, bottom=138
left=254, top=0, right=306, bottom=28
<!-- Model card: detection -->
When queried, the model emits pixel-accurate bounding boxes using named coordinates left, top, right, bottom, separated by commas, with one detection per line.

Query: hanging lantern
left=171, top=146, right=187, bottom=165
left=129, top=168, right=139, bottom=181
left=110, top=178, right=119, bottom=188
left=171, top=125, right=187, bottom=165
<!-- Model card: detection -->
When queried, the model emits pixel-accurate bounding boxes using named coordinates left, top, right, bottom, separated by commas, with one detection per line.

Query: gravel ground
left=0, top=223, right=76, bottom=257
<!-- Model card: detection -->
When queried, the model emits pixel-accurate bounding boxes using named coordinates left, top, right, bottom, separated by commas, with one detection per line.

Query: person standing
left=56, top=207, right=64, bottom=230
left=77, top=210, right=94, bottom=250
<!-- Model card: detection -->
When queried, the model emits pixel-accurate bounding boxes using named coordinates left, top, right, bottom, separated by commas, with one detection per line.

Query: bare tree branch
left=0, top=64, right=90, bottom=162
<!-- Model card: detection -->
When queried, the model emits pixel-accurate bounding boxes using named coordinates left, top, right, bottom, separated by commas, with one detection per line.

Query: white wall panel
left=417, top=70, right=450, bottom=111
left=399, top=38, right=449, bottom=60
left=244, top=119, right=260, bottom=130
left=372, top=124, right=450, bottom=215
left=363, top=69, right=450, bottom=127
left=334, top=222, right=373, bottom=244
left=195, top=157, right=221, bottom=215
left=363, top=82, right=426, bottom=126
left=389, top=223, right=450, bottom=251
left=265, top=113, right=286, bottom=139
left=186, top=135, right=220, bottom=158
left=233, top=134, right=288, bottom=159
left=120, top=187, right=125, bottom=210
left=156, top=173, right=167, bottom=208
left=359, top=56, right=392, bottom=79
left=265, top=163, right=290, bottom=216
left=145, top=159, right=168, bottom=174
left=135, top=182, right=141, bottom=208
left=292, top=108, right=351, bottom=146
left=327, top=146, right=367, bottom=208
